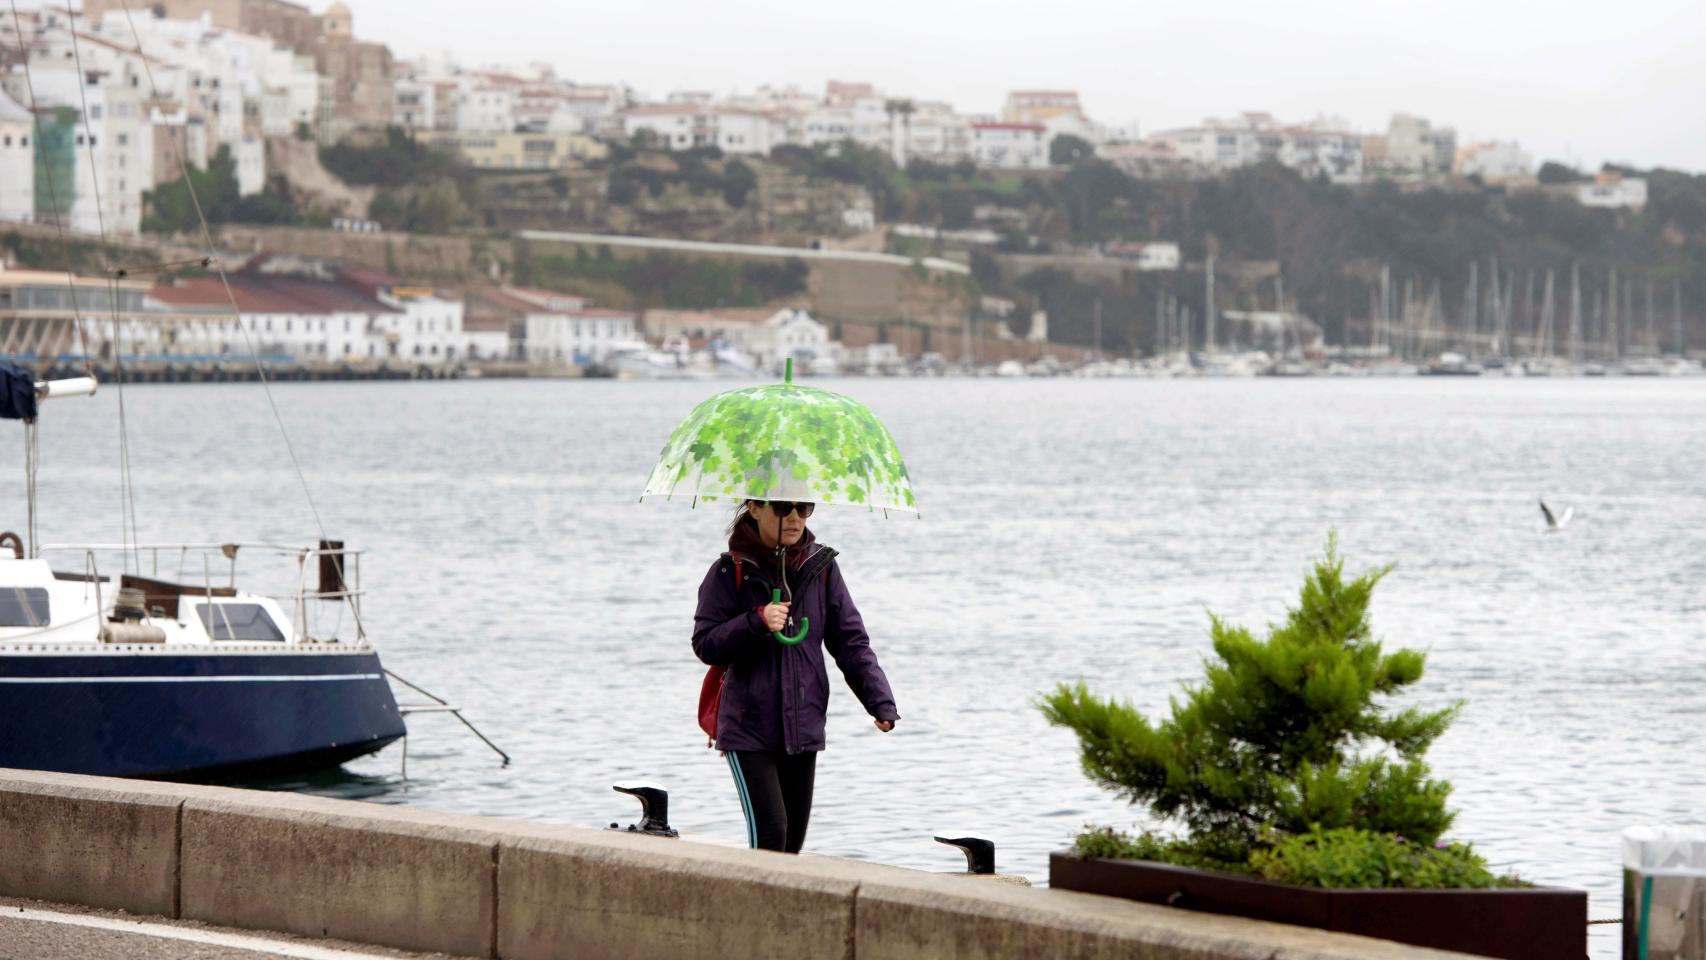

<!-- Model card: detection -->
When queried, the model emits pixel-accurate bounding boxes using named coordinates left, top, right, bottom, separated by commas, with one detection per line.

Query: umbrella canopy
left=641, top=364, right=918, bottom=516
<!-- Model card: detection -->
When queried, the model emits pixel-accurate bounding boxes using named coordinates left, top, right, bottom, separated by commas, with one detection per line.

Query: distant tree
left=144, top=147, right=236, bottom=234
left=399, top=179, right=465, bottom=234
left=320, top=127, right=462, bottom=189
left=1049, top=134, right=1095, bottom=166
left=629, top=128, right=662, bottom=151
left=722, top=159, right=758, bottom=208
left=1537, top=161, right=1584, bottom=185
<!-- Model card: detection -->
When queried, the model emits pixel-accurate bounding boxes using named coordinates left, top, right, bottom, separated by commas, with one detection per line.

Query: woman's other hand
left=874, top=719, right=895, bottom=733
left=761, top=602, right=791, bottom=633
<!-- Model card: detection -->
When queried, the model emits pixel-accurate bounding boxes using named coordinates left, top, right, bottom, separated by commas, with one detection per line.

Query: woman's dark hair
left=727, top=501, right=757, bottom=538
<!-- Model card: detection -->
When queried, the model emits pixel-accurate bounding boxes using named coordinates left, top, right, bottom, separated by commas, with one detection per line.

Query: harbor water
left=9, top=376, right=1704, bottom=958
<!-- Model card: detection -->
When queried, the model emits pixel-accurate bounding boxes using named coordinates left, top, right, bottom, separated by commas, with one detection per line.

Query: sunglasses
left=761, top=500, right=815, bottom=519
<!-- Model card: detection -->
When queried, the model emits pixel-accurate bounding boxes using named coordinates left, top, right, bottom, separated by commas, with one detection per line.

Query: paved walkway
left=0, top=898, right=474, bottom=960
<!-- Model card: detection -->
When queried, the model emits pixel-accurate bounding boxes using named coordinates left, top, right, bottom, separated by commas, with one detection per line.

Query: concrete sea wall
left=0, top=768, right=1476, bottom=959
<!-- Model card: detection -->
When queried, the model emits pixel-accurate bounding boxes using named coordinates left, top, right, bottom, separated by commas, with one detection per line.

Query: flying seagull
left=1540, top=499, right=1573, bottom=532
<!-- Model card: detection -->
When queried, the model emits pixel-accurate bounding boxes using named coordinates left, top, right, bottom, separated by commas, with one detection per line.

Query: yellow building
left=425, top=132, right=608, bottom=170
left=1001, top=90, right=1085, bottom=125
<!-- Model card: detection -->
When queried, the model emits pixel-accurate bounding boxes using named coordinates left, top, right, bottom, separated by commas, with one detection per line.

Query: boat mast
left=1568, top=263, right=1582, bottom=362
left=1464, top=261, right=1479, bottom=360
left=1676, top=278, right=1685, bottom=357
left=1205, top=254, right=1216, bottom=354
left=1540, top=269, right=1555, bottom=358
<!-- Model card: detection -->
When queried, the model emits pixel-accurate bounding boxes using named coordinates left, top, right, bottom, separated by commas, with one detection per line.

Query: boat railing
left=36, top=542, right=366, bottom=643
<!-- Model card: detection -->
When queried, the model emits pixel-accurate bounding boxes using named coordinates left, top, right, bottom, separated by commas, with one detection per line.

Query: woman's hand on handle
left=761, top=602, right=791, bottom=633
left=874, top=719, right=895, bottom=733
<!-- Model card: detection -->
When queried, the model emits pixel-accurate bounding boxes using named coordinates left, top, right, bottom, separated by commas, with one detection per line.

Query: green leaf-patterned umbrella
left=642, top=360, right=918, bottom=643
left=641, top=359, right=919, bottom=515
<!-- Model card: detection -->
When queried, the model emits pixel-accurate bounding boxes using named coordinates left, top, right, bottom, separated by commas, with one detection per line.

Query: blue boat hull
left=0, top=651, right=406, bottom=780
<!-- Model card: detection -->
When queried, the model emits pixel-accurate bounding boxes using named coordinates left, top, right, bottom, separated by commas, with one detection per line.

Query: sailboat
left=0, top=366, right=406, bottom=778
left=0, top=8, right=407, bottom=779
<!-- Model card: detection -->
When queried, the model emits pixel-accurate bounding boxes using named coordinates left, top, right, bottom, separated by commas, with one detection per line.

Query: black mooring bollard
left=609, top=782, right=679, bottom=838
left=934, top=836, right=996, bottom=875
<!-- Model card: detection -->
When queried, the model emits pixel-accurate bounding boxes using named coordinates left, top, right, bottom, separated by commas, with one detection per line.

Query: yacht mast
left=1568, top=263, right=1582, bottom=362
left=1205, top=255, right=1216, bottom=354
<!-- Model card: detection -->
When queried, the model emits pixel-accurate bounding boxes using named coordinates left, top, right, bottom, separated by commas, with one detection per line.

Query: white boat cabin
left=0, top=543, right=363, bottom=651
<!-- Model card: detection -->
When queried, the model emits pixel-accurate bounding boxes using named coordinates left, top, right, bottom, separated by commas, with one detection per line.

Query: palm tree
left=884, top=98, right=914, bottom=168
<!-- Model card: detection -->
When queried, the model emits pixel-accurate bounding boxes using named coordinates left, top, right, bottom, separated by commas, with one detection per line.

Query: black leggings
left=726, top=750, right=817, bottom=853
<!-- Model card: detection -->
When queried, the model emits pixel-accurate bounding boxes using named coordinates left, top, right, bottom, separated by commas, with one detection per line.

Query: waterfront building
left=465, top=285, right=597, bottom=363
left=145, top=258, right=468, bottom=363
left=522, top=302, right=640, bottom=365
left=0, top=265, right=152, bottom=358
left=647, top=306, right=833, bottom=369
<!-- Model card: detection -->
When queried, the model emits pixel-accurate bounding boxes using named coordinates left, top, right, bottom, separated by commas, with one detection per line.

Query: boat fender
left=0, top=531, right=21, bottom=559
left=100, top=622, right=167, bottom=644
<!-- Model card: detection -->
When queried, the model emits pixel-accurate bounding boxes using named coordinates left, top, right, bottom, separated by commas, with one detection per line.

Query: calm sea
left=9, top=376, right=1704, bottom=957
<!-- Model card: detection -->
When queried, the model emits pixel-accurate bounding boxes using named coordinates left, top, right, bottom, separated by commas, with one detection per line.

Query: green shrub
left=1042, top=537, right=1511, bottom=887
left=1251, top=827, right=1521, bottom=889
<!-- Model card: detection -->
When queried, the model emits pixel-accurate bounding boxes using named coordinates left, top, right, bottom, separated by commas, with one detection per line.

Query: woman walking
left=692, top=499, right=899, bottom=854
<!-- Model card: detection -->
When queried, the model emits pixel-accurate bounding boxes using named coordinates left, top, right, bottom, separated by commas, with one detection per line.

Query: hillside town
left=0, top=0, right=1696, bottom=379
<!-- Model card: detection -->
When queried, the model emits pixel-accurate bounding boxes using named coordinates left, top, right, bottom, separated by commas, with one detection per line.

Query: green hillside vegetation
left=143, top=146, right=305, bottom=234
left=512, top=241, right=809, bottom=310
left=134, top=127, right=1704, bottom=353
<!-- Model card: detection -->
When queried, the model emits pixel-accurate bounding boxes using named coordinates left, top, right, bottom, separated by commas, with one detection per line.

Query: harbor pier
left=0, top=768, right=1478, bottom=959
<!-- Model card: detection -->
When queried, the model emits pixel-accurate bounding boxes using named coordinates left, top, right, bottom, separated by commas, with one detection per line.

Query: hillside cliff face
left=265, top=137, right=374, bottom=220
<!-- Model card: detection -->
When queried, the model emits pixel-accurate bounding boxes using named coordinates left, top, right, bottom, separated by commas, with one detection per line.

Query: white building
left=622, top=104, right=781, bottom=155
left=146, top=261, right=470, bottom=363
left=970, top=122, right=1049, bottom=169
left=644, top=307, right=834, bottom=368
left=393, top=76, right=435, bottom=132
left=457, top=87, right=515, bottom=134
left=1145, top=112, right=1362, bottom=182
left=742, top=308, right=832, bottom=367
left=904, top=102, right=972, bottom=163
left=525, top=307, right=639, bottom=364
left=0, top=89, right=33, bottom=224
left=1577, top=173, right=1647, bottom=210
left=1455, top=141, right=1532, bottom=183
left=1383, top=113, right=1456, bottom=176
left=1105, top=241, right=1181, bottom=271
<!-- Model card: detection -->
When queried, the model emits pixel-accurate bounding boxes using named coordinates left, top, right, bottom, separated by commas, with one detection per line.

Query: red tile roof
left=148, top=276, right=396, bottom=315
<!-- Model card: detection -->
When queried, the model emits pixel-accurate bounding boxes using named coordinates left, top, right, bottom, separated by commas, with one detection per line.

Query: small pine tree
left=1041, top=537, right=1460, bottom=864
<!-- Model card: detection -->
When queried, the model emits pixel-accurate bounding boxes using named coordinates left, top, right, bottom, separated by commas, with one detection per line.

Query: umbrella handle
left=771, top=588, right=808, bottom=645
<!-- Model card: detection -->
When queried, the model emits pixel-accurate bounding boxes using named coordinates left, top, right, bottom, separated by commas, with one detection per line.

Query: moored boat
left=1, top=368, right=404, bottom=780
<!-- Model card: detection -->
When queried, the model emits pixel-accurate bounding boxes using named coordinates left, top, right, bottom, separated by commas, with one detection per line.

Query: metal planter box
left=1050, top=854, right=1586, bottom=960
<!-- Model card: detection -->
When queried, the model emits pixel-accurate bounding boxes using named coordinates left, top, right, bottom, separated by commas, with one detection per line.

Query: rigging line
left=107, top=272, right=142, bottom=565
left=111, top=0, right=329, bottom=547
left=65, top=13, right=141, bottom=571
left=111, top=0, right=367, bottom=639
left=4, top=0, right=96, bottom=374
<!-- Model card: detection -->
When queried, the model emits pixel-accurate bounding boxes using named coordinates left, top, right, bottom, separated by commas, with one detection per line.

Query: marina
left=4, top=375, right=1699, bottom=958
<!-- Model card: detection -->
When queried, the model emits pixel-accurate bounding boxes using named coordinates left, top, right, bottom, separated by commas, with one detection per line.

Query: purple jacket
left=692, top=545, right=899, bottom=755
